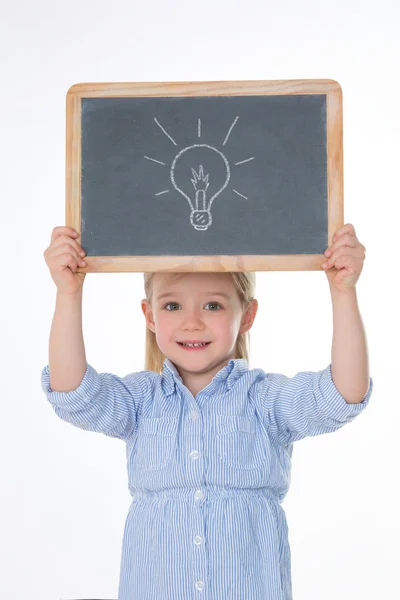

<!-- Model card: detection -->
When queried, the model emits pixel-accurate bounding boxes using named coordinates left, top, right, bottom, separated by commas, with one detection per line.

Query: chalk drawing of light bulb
left=144, top=116, right=255, bottom=232
left=170, top=144, right=230, bottom=231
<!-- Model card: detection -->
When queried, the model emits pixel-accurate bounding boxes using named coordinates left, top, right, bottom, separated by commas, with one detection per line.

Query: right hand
left=44, top=226, right=87, bottom=295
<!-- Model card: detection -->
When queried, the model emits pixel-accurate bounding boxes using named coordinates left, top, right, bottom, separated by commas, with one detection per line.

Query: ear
left=239, top=299, right=258, bottom=335
left=141, top=299, right=156, bottom=333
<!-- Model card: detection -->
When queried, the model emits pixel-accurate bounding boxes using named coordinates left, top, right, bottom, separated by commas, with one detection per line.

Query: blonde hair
left=143, top=271, right=256, bottom=373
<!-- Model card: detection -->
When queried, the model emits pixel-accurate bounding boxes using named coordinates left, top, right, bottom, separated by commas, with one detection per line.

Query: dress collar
left=161, top=357, right=249, bottom=396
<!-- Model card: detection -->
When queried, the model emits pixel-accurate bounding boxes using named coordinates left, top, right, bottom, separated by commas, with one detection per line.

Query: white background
left=1, top=0, right=399, bottom=598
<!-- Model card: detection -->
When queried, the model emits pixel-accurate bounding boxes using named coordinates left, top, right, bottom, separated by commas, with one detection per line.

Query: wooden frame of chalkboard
left=66, top=80, right=343, bottom=273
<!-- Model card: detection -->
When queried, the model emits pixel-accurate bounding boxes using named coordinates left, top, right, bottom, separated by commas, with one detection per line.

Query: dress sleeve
left=260, top=364, right=373, bottom=446
left=40, top=363, right=147, bottom=441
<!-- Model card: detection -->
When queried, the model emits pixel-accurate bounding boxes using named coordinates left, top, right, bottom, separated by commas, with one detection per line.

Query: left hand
left=321, top=223, right=366, bottom=293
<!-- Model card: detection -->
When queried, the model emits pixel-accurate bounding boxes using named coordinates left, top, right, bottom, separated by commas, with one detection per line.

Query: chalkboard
left=66, top=80, right=343, bottom=272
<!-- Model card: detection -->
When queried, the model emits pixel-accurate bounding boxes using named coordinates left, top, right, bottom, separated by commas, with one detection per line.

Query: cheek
left=154, top=313, right=174, bottom=339
left=212, top=314, right=237, bottom=336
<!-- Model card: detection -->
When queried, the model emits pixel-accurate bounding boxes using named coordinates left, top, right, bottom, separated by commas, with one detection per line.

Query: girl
left=41, top=223, right=373, bottom=600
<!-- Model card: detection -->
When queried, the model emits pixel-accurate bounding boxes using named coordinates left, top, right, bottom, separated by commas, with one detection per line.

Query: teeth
left=182, top=342, right=207, bottom=347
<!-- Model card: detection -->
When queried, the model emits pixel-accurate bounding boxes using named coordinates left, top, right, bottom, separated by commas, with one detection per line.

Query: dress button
left=195, top=579, right=204, bottom=591
left=194, top=489, right=204, bottom=500
left=194, top=535, right=203, bottom=545
left=190, top=410, right=199, bottom=421
left=190, top=450, right=199, bottom=460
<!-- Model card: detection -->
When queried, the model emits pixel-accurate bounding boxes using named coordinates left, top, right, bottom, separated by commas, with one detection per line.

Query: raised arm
left=41, top=226, right=142, bottom=441
left=49, top=288, right=87, bottom=391
left=260, top=223, right=373, bottom=447
left=322, top=222, right=371, bottom=403
left=330, top=287, right=370, bottom=403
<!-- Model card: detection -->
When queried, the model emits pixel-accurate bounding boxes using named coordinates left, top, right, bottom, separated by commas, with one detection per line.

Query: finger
left=44, top=244, right=84, bottom=268
left=50, top=226, right=79, bottom=244
left=332, top=223, right=357, bottom=243
left=325, top=233, right=358, bottom=257
left=50, top=243, right=85, bottom=265
left=66, top=255, right=79, bottom=274
left=329, top=254, right=361, bottom=272
left=50, top=253, right=78, bottom=273
left=51, top=235, right=85, bottom=258
left=324, top=248, right=363, bottom=269
left=329, top=244, right=365, bottom=263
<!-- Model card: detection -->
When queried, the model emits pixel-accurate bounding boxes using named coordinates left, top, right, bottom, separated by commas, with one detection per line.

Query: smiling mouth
left=177, top=342, right=212, bottom=348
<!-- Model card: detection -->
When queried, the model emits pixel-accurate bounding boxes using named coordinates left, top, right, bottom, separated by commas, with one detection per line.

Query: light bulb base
left=190, top=210, right=212, bottom=231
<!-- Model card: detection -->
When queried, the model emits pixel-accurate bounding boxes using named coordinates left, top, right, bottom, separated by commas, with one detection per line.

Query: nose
left=181, top=309, right=205, bottom=330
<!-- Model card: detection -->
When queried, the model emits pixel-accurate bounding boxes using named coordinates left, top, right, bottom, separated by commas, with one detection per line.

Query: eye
left=163, top=302, right=222, bottom=311
left=164, top=302, right=180, bottom=311
left=205, top=302, right=222, bottom=311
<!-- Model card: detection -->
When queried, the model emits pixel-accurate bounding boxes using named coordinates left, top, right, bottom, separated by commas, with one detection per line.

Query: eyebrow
left=156, top=291, right=231, bottom=301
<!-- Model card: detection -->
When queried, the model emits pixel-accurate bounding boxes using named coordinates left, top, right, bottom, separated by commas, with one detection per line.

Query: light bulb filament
left=195, top=189, right=206, bottom=211
left=191, top=165, right=210, bottom=211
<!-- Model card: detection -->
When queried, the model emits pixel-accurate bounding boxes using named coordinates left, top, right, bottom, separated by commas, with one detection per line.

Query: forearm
left=330, top=287, right=370, bottom=403
left=49, top=288, right=87, bottom=392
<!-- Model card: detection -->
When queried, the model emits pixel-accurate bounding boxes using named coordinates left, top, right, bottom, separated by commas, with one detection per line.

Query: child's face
left=142, top=272, right=257, bottom=374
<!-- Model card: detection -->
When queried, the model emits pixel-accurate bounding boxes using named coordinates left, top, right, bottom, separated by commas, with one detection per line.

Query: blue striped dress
left=41, top=358, right=373, bottom=599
